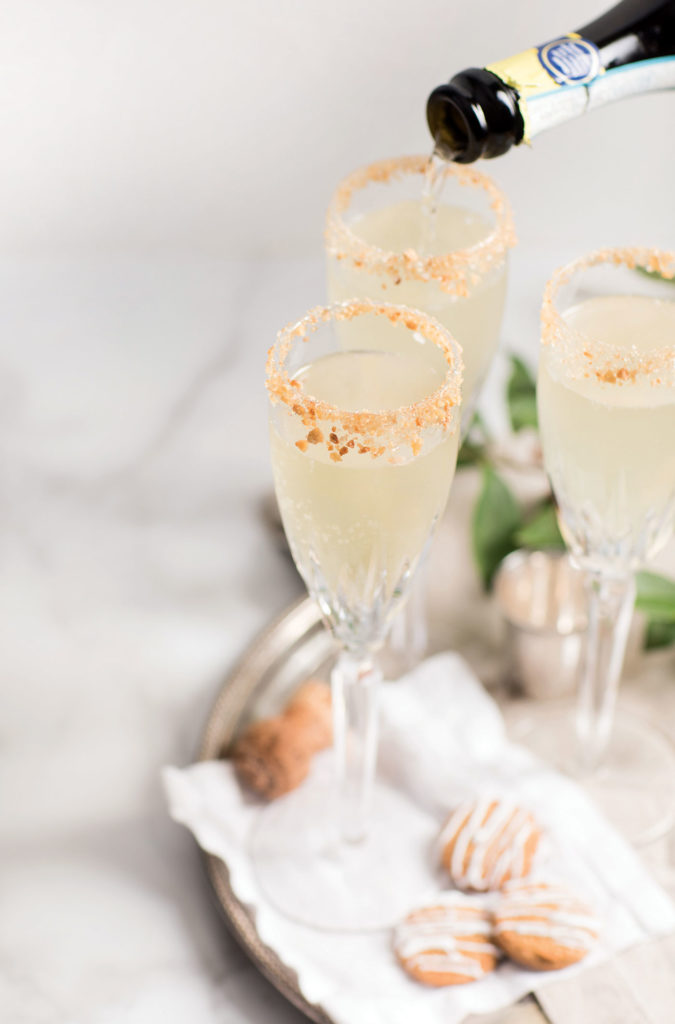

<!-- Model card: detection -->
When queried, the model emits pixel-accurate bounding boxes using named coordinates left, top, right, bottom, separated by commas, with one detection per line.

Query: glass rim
left=541, top=246, right=675, bottom=383
left=325, top=154, right=516, bottom=297
left=265, top=298, right=463, bottom=461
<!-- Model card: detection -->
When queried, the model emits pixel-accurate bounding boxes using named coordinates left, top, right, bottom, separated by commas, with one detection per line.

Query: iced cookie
left=438, top=797, right=540, bottom=891
left=494, top=880, right=599, bottom=970
left=393, top=893, right=500, bottom=986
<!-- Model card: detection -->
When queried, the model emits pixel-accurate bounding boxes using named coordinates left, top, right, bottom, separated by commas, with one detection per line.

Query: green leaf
left=515, top=501, right=565, bottom=551
left=636, top=266, right=675, bottom=285
left=457, top=410, right=491, bottom=467
left=635, top=572, right=675, bottom=651
left=507, top=355, right=538, bottom=433
left=644, top=620, right=675, bottom=651
left=457, top=439, right=486, bottom=467
left=472, top=465, right=522, bottom=589
left=635, top=572, right=675, bottom=621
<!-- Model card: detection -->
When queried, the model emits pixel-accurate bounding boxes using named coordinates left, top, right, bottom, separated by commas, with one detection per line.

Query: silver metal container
left=494, top=549, right=587, bottom=699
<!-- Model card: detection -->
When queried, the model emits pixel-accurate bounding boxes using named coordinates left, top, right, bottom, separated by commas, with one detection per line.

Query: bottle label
left=487, top=33, right=603, bottom=142
left=537, top=37, right=602, bottom=86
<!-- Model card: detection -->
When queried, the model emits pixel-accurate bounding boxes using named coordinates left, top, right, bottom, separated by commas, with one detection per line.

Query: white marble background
left=0, top=0, right=673, bottom=257
left=0, top=255, right=313, bottom=1022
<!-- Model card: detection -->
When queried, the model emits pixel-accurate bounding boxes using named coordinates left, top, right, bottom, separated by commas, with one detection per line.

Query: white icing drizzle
left=437, top=797, right=537, bottom=890
left=394, top=895, right=499, bottom=980
left=495, top=884, right=598, bottom=951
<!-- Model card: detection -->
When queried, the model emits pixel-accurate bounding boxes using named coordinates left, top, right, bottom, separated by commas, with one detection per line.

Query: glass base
left=506, top=702, right=675, bottom=846
left=250, top=765, right=434, bottom=931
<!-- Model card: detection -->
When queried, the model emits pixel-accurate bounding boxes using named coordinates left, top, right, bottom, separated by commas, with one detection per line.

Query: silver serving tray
left=197, top=596, right=336, bottom=1024
left=196, top=596, right=545, bottom=1024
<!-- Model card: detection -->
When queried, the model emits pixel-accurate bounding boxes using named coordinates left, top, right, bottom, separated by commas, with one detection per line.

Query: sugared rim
left=265, top=298, right=462, bottom=461
left=541, top=246, right=675, bottom=384
left=325, top=155, right=516, bottom=297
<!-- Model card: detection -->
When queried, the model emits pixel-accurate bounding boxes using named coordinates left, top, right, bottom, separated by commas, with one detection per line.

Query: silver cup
left=494, top=550, right=588, bottom=699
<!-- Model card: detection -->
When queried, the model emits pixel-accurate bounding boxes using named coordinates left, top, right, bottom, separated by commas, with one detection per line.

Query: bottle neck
left=427, top=69, right=523, bottom=163
left=428, top=0, right=675, bottom=161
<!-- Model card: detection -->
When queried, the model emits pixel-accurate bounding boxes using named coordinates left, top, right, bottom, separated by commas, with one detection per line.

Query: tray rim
left=197, top=596, right=333, bottom=1024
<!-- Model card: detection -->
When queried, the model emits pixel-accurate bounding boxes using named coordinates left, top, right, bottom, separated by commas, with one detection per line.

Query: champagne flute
left=255, top=298, right=462, bottom=930
left=325, top=155, right=514, bottom=435
left=325, top=155, right=515, bottom=669
left=528, top=247, right=675, bottom=842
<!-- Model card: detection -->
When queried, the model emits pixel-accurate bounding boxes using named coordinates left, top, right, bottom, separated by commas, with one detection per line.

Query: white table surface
left=2, top=251, right=674, bottom=1023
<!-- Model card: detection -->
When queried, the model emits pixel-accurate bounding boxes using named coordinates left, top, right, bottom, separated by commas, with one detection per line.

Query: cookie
left=231, top=716, right=310, bottom=799
left=438, top=797, right=540, bottom=891
left=285, top=680, right=332, bottom=752
left=231, top=679, right=332, bottom=799
left=393, top=893, right=500, bottom=986
left=494, top=880, right=599, bottom=970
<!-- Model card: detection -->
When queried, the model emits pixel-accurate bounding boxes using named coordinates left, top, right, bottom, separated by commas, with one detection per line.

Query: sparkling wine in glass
left=257, top=299, right=463, bottom=929
left=325, top=154, right=514, bottom=434
left=325, top=155, right=515, bottom=671
left=531, top=247, right=675, bottom=842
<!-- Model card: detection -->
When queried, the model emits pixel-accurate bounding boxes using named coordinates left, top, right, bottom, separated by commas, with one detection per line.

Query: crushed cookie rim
left=541, top=246, right=675, bottom=385
left=325, top=155, right=516, bottom=296
left=265, top=299, right=463, bottom=459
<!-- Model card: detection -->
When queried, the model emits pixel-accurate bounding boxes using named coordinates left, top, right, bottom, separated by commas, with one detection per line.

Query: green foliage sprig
left=634, top=572, right=675, bottom=650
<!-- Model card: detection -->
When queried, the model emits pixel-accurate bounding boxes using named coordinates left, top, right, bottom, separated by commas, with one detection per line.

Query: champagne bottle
left=427, top=0, right=675, bottom=162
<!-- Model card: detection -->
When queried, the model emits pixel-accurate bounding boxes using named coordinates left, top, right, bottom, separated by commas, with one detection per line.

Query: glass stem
left=331, top=650, right=380, bottom=844
left=576, top=570, right=635, bottom=774
left=386, top=570, right=429, bottom=676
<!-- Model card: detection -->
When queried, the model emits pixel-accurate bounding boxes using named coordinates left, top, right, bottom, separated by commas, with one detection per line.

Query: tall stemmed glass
left=534, top=247, right=675, bottom=841
left=257, top=299, right=462, bottom=930
left=325, top=155, right=514, bottom=434
left=325, top=155, right=515, bottom=668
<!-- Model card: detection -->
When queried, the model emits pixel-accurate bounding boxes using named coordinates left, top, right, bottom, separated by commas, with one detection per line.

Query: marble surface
left=2, top=252, right=674, bottom=1023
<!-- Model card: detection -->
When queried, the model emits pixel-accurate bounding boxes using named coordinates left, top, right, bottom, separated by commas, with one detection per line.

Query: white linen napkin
left=163, top=653, right=675, bottom=1024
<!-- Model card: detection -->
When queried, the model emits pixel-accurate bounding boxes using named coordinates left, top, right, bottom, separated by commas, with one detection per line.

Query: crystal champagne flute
left=531, top=247, right=675, bottom=842
left=325, top=155, right=515, bottom=669
left=255, top=299, right=462, bottom=930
